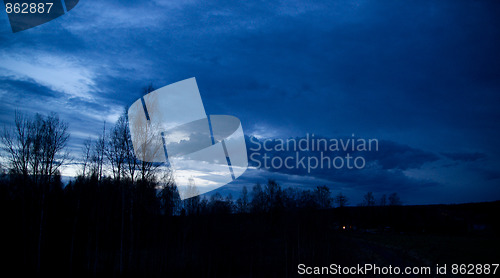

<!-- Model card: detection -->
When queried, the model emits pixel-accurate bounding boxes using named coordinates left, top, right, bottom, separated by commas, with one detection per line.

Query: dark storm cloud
left=0, top=78, right=61, bottom=122
left=246, top=136, right=439, bottom=171
left=441, top=152, right=486, bottom=162
left=3, top=0, right=499, bottom=141
left=246, top=135, right=440, bottom=192
left=0, top=77, right=59, bottom=98
left=371, top=140, right=439, bottom=170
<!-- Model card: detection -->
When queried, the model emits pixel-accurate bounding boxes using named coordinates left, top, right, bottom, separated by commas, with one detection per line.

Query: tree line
left=0, top=110, right=403, bottom=275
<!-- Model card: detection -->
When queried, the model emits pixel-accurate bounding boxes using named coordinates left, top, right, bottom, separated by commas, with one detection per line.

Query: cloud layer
left=1, top=0, right=499, bottom=204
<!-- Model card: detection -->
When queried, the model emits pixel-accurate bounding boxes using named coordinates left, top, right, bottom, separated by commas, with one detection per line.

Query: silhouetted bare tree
left=265, top=179, right=284, bottom=212
left=124, top=116, right=138, bottom=184
left=1, top=112, right=69, bottom=183
left=251, top=183, right=266, bottom=213
left=362, top=192, right=375, bottom=207
left=81, top=137, right=92, bottom=177
left=90, top=122, right=106, bottom=181
left=158, top=168, right=180, bottom=216
left=183, top=178, right=201, bottom=215
left=314, top=185, right=332, bottom=209
left=388, top=192, right=402, bottom=206
left=334, top=192, right=348, bottom=208
left=2, top=112, right=70, bottom=272
left=1, top=112, right=32, bottom=179
left=106, top=115, right=129, bottom=183
left=236, top=186, right=250, bottom=213
left=380, top=194, right=387, bottom=206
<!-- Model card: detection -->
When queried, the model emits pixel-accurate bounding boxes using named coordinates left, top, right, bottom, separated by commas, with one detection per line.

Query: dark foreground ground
left=3, top=199, right=499, bottom=277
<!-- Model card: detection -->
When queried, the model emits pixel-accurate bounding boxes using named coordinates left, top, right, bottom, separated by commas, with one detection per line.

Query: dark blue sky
left=1, top=0, right=499, bottom=205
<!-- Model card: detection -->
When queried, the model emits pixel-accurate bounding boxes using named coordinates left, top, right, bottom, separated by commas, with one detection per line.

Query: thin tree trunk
left=129, top=195, right=134, bottom=267
left=37, top=188, right=45, bottom=273
left=69, top=198, right=80, bottom=274
left=119, top=184, right=125, bottom=274
left=93, top=226, right=99, bottom=275
left=21, top=180, right=28, bottom=269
